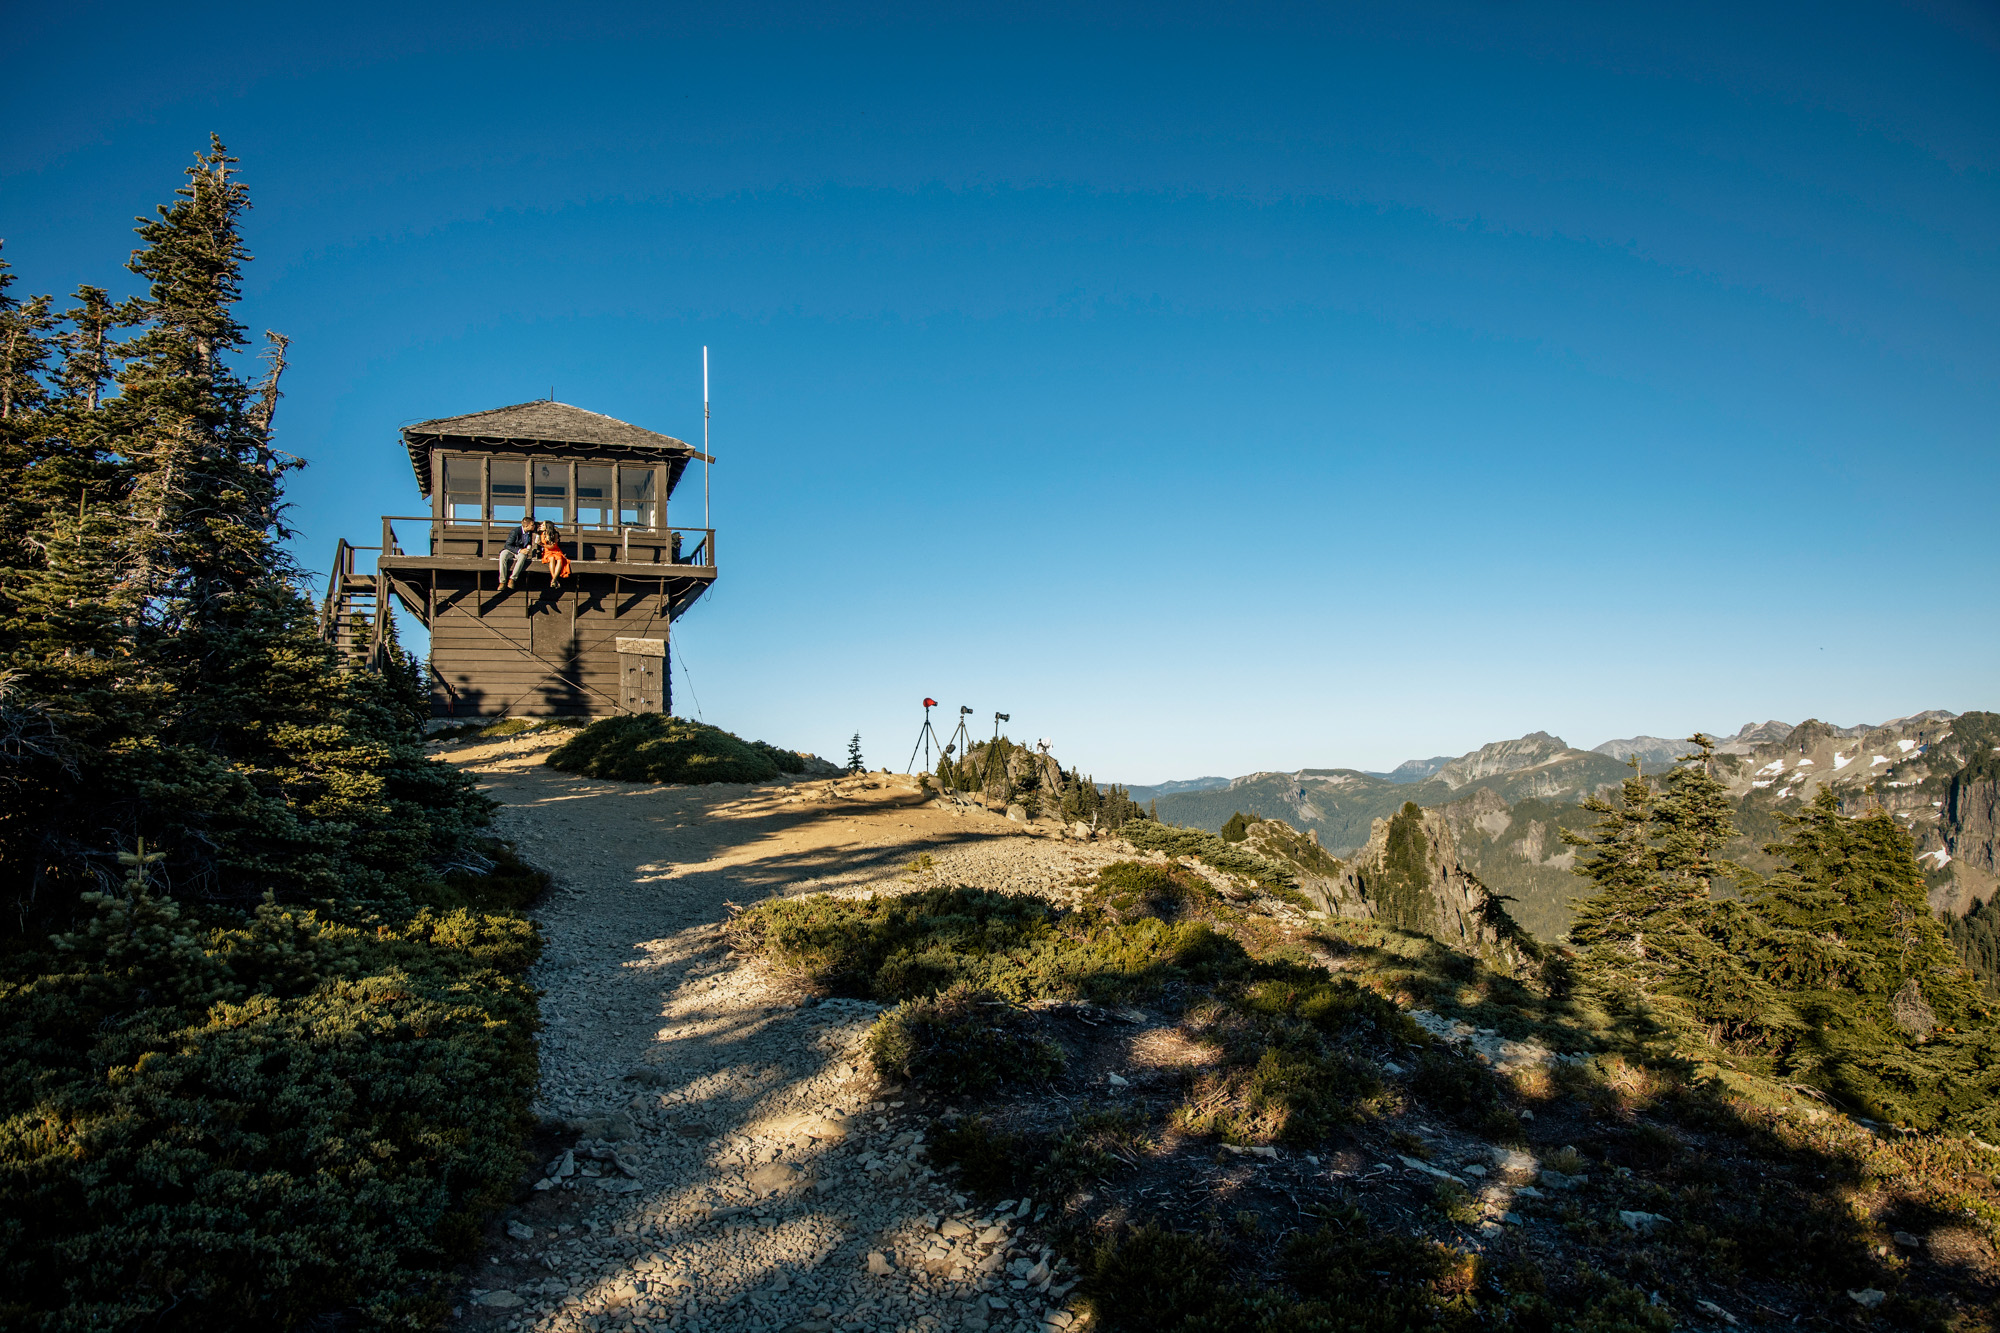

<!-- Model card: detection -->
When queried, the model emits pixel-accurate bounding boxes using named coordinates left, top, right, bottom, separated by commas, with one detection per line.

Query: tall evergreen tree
left=1650, top=734, right=1739, bottom=897
left=0, top=140, right=486, bottom=929
left=112, top=136, right=290, bottom=634
left=1563, top=759, right=1660, bottom=954
left=1564, top=742, right=1779, bottom=1046
left=1746, top=792, right=1996, bottom=1125
left=0, top=247, right=56, bottom=422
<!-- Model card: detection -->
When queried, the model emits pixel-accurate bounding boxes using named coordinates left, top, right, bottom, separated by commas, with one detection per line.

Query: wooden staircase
left=320, top=539, right=388, bottom=669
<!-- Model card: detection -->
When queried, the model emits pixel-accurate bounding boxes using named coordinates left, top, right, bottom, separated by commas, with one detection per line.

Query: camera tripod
left=906, top=699, right=947, bottom=775
left=938, top=706, right=977, bottom=792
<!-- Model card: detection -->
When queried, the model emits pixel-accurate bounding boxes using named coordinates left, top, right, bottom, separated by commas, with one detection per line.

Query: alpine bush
left=546, top=713, right=812, bottom=784
left=868, top=981, right=1065, bottom=1093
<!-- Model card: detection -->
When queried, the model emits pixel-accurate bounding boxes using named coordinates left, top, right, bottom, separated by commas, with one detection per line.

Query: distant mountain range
left=1126, top=710, right=1999, bottom=937
left=1122, top=776, right=1231, bottom=804
left=1139, top=730, right=1643, bottom=857
left=1591, top=735, right=1700, bottom=766
left=1364, top=756, right=1454, bottom=784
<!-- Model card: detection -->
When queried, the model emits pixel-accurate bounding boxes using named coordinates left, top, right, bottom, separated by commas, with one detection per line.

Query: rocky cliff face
left=1288, top=801, right=1534, bottom=970
left=1935, top=765, right=2000, bottom=915
left=1947, top=769, right=2000, bottom=873
left=1431, top=733, right=1638, bottom=801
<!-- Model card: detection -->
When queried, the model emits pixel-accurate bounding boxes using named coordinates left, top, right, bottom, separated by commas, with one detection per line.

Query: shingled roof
left=399, top=400, right=698, bottom=494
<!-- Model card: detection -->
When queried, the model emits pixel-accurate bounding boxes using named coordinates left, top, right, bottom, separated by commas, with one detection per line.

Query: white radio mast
left=702, top=346, right=711, bottom=534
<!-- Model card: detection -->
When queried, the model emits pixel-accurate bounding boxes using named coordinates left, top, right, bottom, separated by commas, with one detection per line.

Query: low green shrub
left=1118, top=822, right=1315, bottom=909
left=1077, top=1217, right=1674, bottom=1333
left=1080, top=1226, right=1248, bottom=1330
left=1085, top=861, right=1215, bottom=922
left=1043, top=1108, right=1152, bottom=1192
left=735, top=884, right=1257, bottom=1006
left=928, top=1108, right=1153, bottom=1206
left=1170, top=975, right=1416, bottom=1144
left=432, top=838, right=551, bottom=912
left=1177, top=1045, right=1381, bottom=1144
left=1432, top=1177, right=1482, bottom=1223
left=731, top=886, right=1060, bottom=997
left=0, top=859, right=541, bottom=1331
left=545, top=714, right=795, bottom=784
left=868, top=982, right=1065, bottom=1093
left=1280, top=1221, right=1485, bottom=1329
left=1405, top=1046, right=1525, bottom=1143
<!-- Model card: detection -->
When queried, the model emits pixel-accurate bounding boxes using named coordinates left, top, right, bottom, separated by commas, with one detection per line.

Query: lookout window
left=489, top=460, right=527, bottom=523
left=576, top=465, right=615, bottom=528
left=533, top=462, right=571, bottom=523
left=443, top=456, right=483, bottom=524
left=619, top=466, right=659, bottom=528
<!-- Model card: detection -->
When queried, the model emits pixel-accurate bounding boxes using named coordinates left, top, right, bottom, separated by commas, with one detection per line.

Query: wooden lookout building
left=321, top=400, right=716, bottom=718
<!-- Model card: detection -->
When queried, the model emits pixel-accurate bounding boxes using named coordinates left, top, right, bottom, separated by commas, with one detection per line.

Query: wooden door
left=617, top=637, right=665, bottom=713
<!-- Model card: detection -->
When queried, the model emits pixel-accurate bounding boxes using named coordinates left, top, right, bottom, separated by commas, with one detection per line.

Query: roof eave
left=400, top=431, right=695, bottom=499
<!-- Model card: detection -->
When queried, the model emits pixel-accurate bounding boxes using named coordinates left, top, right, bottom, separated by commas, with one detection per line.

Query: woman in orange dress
left=536, top=520, right=572, bottom=582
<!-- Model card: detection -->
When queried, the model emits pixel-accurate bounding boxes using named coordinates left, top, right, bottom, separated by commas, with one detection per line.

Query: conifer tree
left=1746, top=792, right=1995, bottom=1125
left=52, top=285, right=125, bottom=411
left=1651, top=734, right=1739, bottom=900
left=1564, top=760, right=1660, bottom=954
left=112, top=136, right=291, bottom=634
left=1564, top=743, right=1779, bottom=1045
left=0, top=248, right=55, bottom=421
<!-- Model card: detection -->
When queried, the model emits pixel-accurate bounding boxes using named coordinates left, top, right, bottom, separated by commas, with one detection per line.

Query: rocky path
left=435, top=731, right=1137, bottom=1333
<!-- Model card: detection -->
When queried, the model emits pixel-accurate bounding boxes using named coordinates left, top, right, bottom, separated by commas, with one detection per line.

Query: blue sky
left=6, top=1, right=1997, bottom=780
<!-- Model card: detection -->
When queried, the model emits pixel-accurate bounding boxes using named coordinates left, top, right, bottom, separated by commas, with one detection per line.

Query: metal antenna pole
left=702, top=346, right=711, bottom=533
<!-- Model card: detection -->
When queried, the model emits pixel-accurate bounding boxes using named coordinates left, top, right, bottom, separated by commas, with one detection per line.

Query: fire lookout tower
left=321, top=400, right=716, bottom=718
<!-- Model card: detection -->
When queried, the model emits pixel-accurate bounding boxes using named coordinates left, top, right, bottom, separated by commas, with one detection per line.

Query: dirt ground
left=434, top=729, right=1137, bottom=1333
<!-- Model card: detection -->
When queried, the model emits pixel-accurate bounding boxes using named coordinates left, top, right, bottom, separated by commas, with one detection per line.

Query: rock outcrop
left=954, top=741, right=1066, bottom=804
left=1286, top=801, right=1535, bottom=969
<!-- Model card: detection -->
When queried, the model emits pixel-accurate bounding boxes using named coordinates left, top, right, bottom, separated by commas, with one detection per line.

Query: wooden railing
left=379, top=517, right=716, bottom=569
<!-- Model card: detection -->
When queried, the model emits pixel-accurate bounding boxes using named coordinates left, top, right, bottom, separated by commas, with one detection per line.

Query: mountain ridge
left=1141, top=708, right=1999, bottom=933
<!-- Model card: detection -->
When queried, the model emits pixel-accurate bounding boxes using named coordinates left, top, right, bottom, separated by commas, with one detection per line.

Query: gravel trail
left=434, top=732, right=1133, bottom=1333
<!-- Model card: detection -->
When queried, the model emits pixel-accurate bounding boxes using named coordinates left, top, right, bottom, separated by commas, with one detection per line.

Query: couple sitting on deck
left=497, top=517, right=571, bottom=589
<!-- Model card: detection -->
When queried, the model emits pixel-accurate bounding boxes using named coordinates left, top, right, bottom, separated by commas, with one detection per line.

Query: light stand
left=944, top=706, right=976, bottom=793
left=987, top=711, right=1010, bottom=794
left=906, top=698, right=946, bottom=775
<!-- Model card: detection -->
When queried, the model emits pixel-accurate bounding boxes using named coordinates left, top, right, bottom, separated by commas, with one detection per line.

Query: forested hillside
left=1161, top=714, right=2000, bottom=951
left=0, top=142, right=540, bottom=1329
left=1152, top=736, right=2000, bottom=1132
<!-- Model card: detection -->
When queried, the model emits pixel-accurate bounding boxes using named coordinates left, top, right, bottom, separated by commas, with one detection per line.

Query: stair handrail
left=319, top=539, right=354, bottom=641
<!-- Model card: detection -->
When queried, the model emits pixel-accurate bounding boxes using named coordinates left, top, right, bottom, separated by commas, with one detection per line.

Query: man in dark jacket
left=499, top=517, right=537, bottom=589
